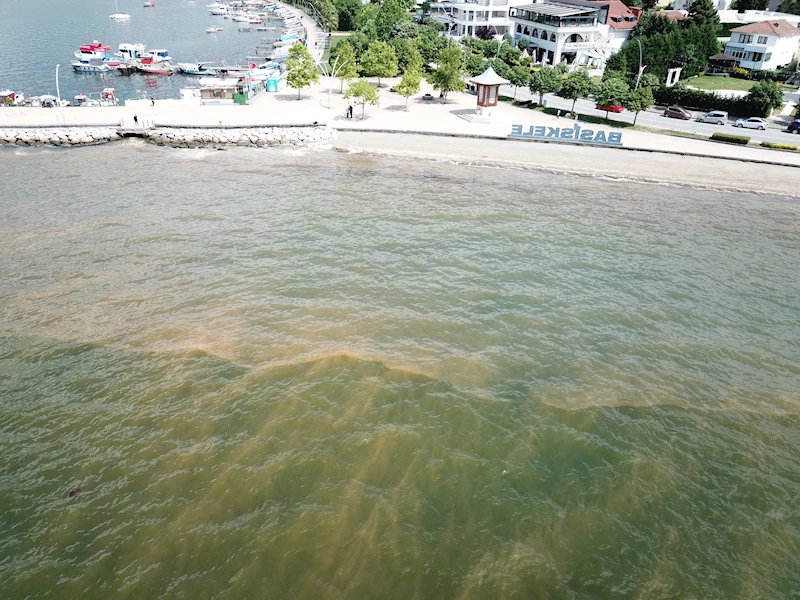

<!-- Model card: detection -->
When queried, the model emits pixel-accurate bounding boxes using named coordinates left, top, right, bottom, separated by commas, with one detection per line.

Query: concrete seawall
left=0, top=125, right=337, bottom=148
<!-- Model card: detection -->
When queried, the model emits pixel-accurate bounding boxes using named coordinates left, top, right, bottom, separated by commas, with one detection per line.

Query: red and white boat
left=138, top=57, right=174, bottom=75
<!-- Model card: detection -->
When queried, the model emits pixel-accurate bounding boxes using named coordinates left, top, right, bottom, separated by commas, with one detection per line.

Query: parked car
left=664, top=106, right=692, bottom=120
left=696, top=110, right=728, bottom=125
left=734, top=117, right=768, bottom=130
left=787, top=120, right=800, bottom=134
left=596, top=103, right=623, bottom=113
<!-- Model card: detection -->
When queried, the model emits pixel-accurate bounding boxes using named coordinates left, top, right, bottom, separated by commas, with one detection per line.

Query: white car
left=734, top=117, right=768, bottom=130
left=696, top=111, right=728, bottom=125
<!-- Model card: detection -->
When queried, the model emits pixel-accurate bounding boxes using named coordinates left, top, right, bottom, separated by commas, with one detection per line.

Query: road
left=500, top=85, right=799, bottom=145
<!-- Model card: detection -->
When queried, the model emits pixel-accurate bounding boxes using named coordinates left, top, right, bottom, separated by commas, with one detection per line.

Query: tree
left=746, top=80, right=784, bottom=117
left=416, top=22, right=446, bottom=64
left=631, top=12, right=677, bottom=39
left=396, top=68, right=422, bottom=110
left=344, top=78, right=380, bottom=119
left=391, top=38, right=423, bottom=73
left=732, top=0, right=769, bottom=10
left=516, top=36, right=530, bottom=51
left=528, top=66, right=562, bottom=105
left=623, top=86, right=654, bottom=124
left=489, top=57, right=511, bottom=80
left=331, top=41, right=359, bottom=92
left=375, top=0, right=409, bottom=41
left=429, top=43, right=466, bottom=101
left=286, top=42, right=319, bottom=100
left=686, top=0, right=720, bottom=32
left=334, top=0, right=362, bottom=31
left=360, top=40, right=398, bottom=87
left=594, top=78, right=629, bottom=118
left=559, top=69, right=593, bottom=112
left=464, top=51, right=487, bottom=77
left=779, top=0, right=800, bottom=14
left=508, top=65, right=530, bottom=98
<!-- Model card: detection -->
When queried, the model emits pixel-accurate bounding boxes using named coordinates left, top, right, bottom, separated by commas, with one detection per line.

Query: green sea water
left=1, top=142, right=799, bottom=599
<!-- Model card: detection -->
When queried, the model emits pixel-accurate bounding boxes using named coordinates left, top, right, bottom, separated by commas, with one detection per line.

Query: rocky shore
left=0, top=127, right=121, bottom=146
left=146, top=125, right=337, bottom=147
left=0, top=125, right=337, bottom=148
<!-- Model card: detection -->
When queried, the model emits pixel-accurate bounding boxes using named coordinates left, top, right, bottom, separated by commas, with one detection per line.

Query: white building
left=430, top=0, right=532, bottom=38
left=717, top=9, right=800, bottom=29
left=509, top=0, right=641, bottom=68
left=724, top=19, right=800, bottom=70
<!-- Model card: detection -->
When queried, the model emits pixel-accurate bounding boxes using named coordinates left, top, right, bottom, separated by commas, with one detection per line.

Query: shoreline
left=333, top=131, right=800, bottom=198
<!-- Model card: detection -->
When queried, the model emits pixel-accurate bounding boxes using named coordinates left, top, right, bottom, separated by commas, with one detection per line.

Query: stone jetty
left=0, top=125, right=336, bottom=148
left=146, top=125, right=337, bottom=148
left=0, top=127, right=121, bottom=146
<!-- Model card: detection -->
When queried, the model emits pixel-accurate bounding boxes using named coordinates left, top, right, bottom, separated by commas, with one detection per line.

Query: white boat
left=75, top=41, right=113, bottom=60
left=110, top=0, right=131, bottom=19
left=209, top=5, right=227, bottom=14
left=143, top=0, right=155, bottom=6
left=117, top=43, right=147, bottom=61
left=36, top=95, right=71, bottom=108
left=205, top=26, right=224, bottom=32
left=72, top=59, right=112, bottom=73
left=177, top=61, right=219, bottom=75
left=145, top=48, right=171, bottom=63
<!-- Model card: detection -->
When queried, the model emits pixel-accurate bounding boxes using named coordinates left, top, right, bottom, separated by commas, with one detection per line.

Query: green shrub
left=711, top=133, right=750, bottom=144
left=653, top=86, right=768, bottom=117
left=760, top=141, right=798, bottom=151
left=732, top=67, right=751, bottom=80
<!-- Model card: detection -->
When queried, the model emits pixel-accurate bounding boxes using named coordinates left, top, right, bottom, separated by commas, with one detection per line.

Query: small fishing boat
left=177, top=61, right=219, bottom=75
left=143, top=0, right=155, bottom=6
left=206, top=26, right=224, bottom=32
left=138, top=59, right=174, bottom=75
left=74, top=91, right=118, bottom=107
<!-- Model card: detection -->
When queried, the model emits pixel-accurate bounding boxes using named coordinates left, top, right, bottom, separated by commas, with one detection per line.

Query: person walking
left=151, top=97, right=155, bottom=107
left=133, top=115, right=139, bottom=126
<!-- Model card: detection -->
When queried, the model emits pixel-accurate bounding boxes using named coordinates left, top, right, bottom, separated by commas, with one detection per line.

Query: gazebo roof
left=469, top=66, right=509, bottom=86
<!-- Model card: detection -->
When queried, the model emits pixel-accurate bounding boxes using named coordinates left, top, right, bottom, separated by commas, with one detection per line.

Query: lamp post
left=55, top=63, right=65, bottom=124
left=318, top=55, right=348, bottom=109
left=634, top=37, right=647, bottom=89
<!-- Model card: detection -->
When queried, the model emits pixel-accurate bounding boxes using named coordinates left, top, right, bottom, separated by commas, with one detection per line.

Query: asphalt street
left=500, top=85, right=799, bottom=145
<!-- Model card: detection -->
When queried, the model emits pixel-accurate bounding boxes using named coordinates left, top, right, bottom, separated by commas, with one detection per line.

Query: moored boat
left=72, top=59, right=113, bottom=73
left=110, top=0, right=132, bottom=19
left=206, top=26, right=224, bottom=32
left=138, top=59, right=174, bottom=75
left=0, top=90, right=24, bottom=106
left=177, top=61, right=219, bottom=75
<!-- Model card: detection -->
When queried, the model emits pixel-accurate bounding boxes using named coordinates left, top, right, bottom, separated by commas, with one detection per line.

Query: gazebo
left=706, top=53, right=740, bottom=75
left=469, top=66, right=509, bottom=119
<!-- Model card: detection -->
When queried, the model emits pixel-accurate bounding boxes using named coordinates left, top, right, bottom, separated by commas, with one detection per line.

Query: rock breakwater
left=0, top=127, right=121, bottom=146
left=145, top=126, right=337, bottom=147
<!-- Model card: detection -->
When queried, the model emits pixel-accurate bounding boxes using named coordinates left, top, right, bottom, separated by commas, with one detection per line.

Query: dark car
left=664, top=106, right=692, bottom=120
left=596, top=103, right=623, bottom=113
left=788, top=120, right=800, bottom=134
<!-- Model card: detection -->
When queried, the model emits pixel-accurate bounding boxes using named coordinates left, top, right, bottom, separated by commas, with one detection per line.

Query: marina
left=0, top=0, right=308, bottom=105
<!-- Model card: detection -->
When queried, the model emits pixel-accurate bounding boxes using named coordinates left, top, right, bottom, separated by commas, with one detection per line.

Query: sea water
left=0, top=142, right=799, bottom=599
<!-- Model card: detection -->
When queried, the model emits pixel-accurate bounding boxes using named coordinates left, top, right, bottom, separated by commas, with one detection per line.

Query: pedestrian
left=133, top=115, right=138, bottom=126
left=347, top=105, right=353, bottom=119
left=151, top=97, right=155, bottom=107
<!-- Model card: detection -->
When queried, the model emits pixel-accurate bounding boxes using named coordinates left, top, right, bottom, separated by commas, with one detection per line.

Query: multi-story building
left=509, top=0, right=640, bottom=68
left=724, top=19, right=800, bottom=70
left=430, top=0, right=533, bottom=38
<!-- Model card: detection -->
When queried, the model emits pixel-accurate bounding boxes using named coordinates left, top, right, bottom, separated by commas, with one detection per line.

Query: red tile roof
left=605, top=1, right=641, bottom=30
left=730, top=19, right=800, bottom=37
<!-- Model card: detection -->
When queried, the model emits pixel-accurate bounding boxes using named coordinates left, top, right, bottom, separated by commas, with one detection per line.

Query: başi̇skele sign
left=509, top=123, right=622, bottom=146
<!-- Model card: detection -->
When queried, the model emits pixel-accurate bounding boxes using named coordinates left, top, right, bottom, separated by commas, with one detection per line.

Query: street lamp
left=634, top=37, right=647, bottom=89
left=318, top=55, right=349, bottom=109
left=55, top=64, right=65, bottom=123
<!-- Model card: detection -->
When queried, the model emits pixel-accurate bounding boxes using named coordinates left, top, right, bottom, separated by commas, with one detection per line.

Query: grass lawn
left=688, top=76, right=755, bottom=92
left=320, top=33, right=350, bottom=64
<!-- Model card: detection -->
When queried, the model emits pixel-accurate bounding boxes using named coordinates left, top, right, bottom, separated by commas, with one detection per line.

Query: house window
left=765, top=52, right=772, bottom=61
left=738, top=34, right=752, bottom=43
left=752, top=52, right=763, bottom=62
left=213, top=90, right=223, bottom=98
left=757, top=36, right=767, bottom=44
left=727, top=46, right=744, bottom=59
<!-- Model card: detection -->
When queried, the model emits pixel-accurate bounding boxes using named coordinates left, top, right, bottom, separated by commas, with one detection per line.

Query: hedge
left=711, top=133, right=750, bottom=145
left=653, top=87, right=762, bottom=117
left=761, top=141, right=798, bottom=151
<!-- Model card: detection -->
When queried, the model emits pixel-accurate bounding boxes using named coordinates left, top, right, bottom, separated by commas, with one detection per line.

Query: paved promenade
left=2, top=75, right=799, bottom=196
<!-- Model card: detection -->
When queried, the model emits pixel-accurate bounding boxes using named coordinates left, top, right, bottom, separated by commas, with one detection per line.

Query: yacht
left=176, top=62, right=219, bottom=75
left=72, top=59, right=112, bottom=73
